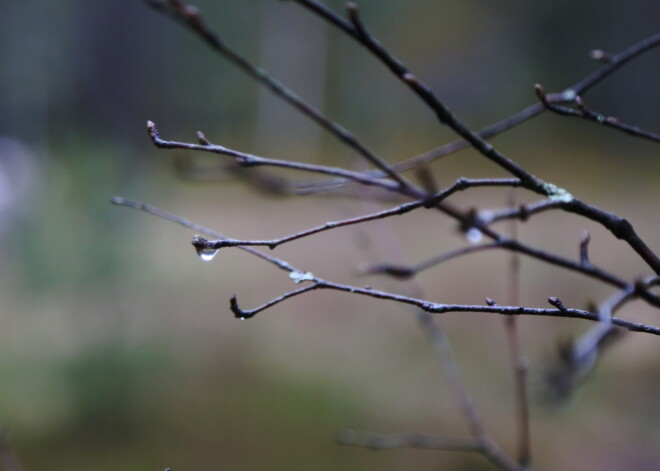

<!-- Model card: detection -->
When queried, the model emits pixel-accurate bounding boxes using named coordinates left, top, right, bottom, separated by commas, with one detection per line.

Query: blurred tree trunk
left=255, top=0, right=328, bottom=158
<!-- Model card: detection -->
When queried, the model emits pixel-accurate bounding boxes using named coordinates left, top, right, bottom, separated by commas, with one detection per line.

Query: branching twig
left=190, top=178, right=521, bottom=250
left=556, top=276, right=660, bottom=396
left=228, top=277, right=660, bottom=335
left=290, top=4, right=660, bottom=176
left=146, top=121, right=402, bottom=192
left=123, top=3, right=660, bottom=470
left=339, top=428, right=525, bottom=471
left=109, top=196, right=297, bottom=273
left=144, top=0, right=415, bottom=191
left=109, top=194, right=659, bottom=335
left=292, top=1, right=660, bottom=276
left=535, top=85, right=660, bottom=143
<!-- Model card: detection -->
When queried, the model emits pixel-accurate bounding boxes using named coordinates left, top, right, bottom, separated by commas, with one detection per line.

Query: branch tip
left=182, top=4, right=200, bottom=18
left=590, top=49, right=612, bottom=63
left=580, top=230, right=591, bottom=266
left=196, top=131, right=210, bottom=145
left=403, top=72, right=417, bottom=84
left=534, top=83, right=547, bottom=103
left=548, top=297, right=567, bottom=312
left=109, top=195, right=126, bottom=206
left=146, top=120, right=159, bottom=142
left=230, top=295, right=253, bottom=319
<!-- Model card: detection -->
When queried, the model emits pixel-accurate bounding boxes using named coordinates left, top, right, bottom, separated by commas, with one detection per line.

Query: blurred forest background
left=1, top=1, right=659, bottom=470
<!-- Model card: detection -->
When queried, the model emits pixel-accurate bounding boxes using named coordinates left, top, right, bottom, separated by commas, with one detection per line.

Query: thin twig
left=109, top=196, right=297, bottom=273
left=338, top=430, right=480, bottom=452
left=229, top=278, right=660, bottom=335
left=300, top=30, right=660, bottom=182
left=145, top=121, right=402, bottom=192
left=580, top=230, right=592, bottom=267
left=536, top=85, right=660, bottom=143
left=342, top=428, right=524, bottom=471
left=361, top=243, right=500, bottom=279
left=342, top=3, right=546, bottom=192
left=190, top=178, right=521, bottom=250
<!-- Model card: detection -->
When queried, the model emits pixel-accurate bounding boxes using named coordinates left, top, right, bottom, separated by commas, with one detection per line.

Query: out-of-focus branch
left=109, top=196, right=298, bottom=273
left=0, top=431, right=23, bottom=471
left=338, top=430, right=480, bottom=452
left=503, top=202, right=531, bottom=468
left=339, top=430, right=525, bottom=471
left=360, top=243, right=500, bottom=279
left=545, top=276, right=660, bottom=400
left=350, top=192, right=522, bottom=471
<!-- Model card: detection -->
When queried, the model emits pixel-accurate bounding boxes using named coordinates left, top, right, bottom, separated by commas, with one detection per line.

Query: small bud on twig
left=580, top=230, right=591, bottom=266
left=196, top=131, right=210, bottom=145
left=548, top=297, right=567, bottom=312
left=590, top=49, right=613, bottom=63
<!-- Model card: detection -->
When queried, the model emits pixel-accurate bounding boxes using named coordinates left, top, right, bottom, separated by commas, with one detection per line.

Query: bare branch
left=126, top=4, right=660, bottom=469
left=292, top=1, right=660, bottom=275
left=536, top=85, right=660, bottom=143
left=341, top=3, right=547, bottom=192
left=338, top=429, right=480, bottom=452
left=230, top=283, right=321, bottom=319
left=296, top=2, right=660, bottom=169
left=339, top=429, right=526, bottom=471
left=109, top=196, right=297, bottom=273
left=361, top=243, right=500, bottom=279
left=145, top=121, right=402, bottom=191
left=144, top=0, right=415, bottom=190
left=189, top=178, right=521, bottom=251
left=227, top=275, right=660, bottom=335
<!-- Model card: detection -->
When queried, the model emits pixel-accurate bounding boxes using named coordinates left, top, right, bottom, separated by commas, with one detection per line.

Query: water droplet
left=238, top=316, right=246, bottom=320
left=195, top=246, right=218, bottom=262
left=465, top=227, right=483, bottom=244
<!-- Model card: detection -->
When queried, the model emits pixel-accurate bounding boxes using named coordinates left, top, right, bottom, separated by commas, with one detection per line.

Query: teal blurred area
left=1, top=1, right=659, bottom=470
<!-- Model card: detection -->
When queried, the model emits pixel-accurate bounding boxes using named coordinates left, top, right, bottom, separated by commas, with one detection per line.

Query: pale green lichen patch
left=289, top=271, right=315, bottom=283
left=542, top=182, right=574, bottom=203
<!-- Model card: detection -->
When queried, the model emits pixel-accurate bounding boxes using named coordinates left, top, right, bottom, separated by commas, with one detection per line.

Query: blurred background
left=1, top=1, right=659, bottom=470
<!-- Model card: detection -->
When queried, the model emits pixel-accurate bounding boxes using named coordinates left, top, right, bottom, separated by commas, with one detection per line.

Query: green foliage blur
left=1, top=1, right=659, bottom=470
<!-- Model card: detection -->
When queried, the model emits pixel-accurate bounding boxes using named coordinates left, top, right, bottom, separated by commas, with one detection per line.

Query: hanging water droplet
left=465, top=227, right=483, bottom=244
left=238, top=316, right=246, bottom=320
left=192, top=234, right=219, bottom=261
left=195, top=246, right=218, bottom=262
